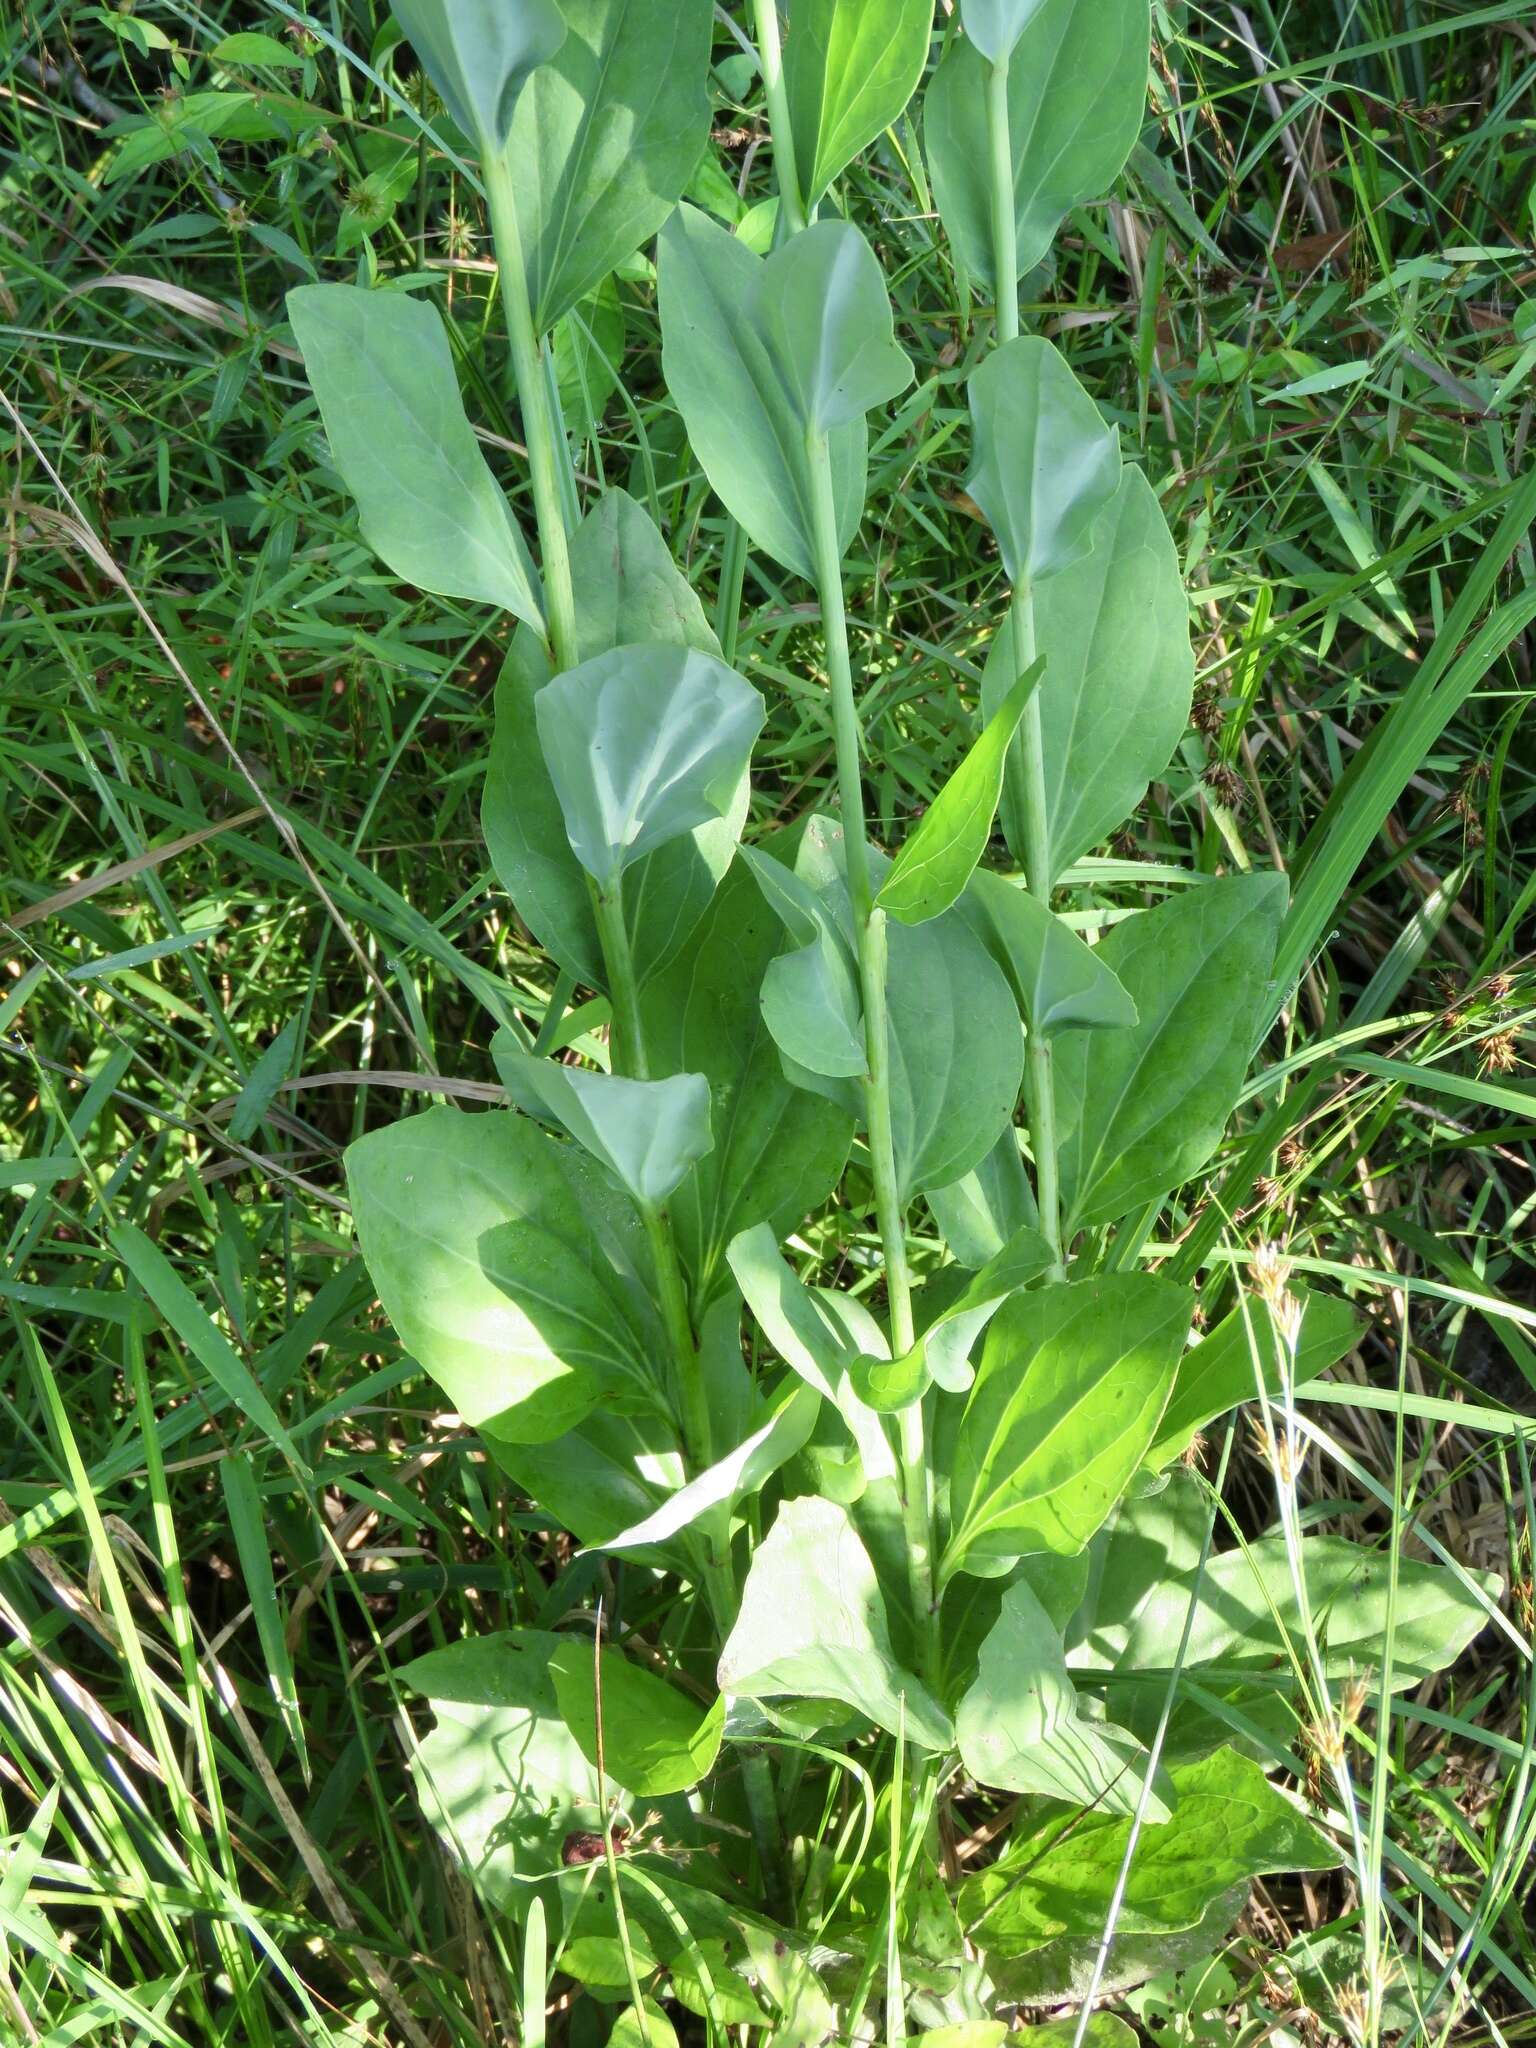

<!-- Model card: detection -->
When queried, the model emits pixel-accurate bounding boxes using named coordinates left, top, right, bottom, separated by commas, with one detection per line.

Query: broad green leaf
left=212, top=30, right=308, bottom=67
left=495, top=1042, right=713, bottom=1206
left=105, top=92, right=328, bottom=183
left=489, top=1410, right=683, bottom=1556
left=392, top=0, right=564, bottom=151
left=548, top=1641, right=725, bottom=1795
left=482, top=488, right=734, bottom=988
left=505, top=0, right=714, bottom=333
left=877, top=662, right=1042, bottom=925
left=785, top=818, right=1024, bottom=1198
left=962, top=870, right=1137, bottom=1034
left=1099, top=1533, right=1502, bottom=1689
left=956, top=1579, right=1167, bottom=1817
left=287, top=284, right=542, bottom=627
left=639, top=862, right=854, bottom=1299
left=983, top=468, right=1193, bottom=884
left=1053, top=873, right=1288, bottom=1231
left=986, top=1885, right=1249, bottom=2005
left=926, top=0, right=1148, bottom=289
left=946, top=1273, right=1189, bottom=1578
left=921, top=2024, right=1134, bottom=2048
left=957, top=0, right=1048, bottom=62
left=966, top=338, right=1120, bottom=586
left=966, top=1744, right=1343, bottom=1949
left=1145, top=1289, right=1359, bottom=1470
left=598, top=1382, right=822, bottom=1552
left=739, top=845, right=866, bottom=1080
left=758, top=220, right=912, bottom=431
left=536, top=645, right=763, bottom=887
left=926, top=1127, right=1038, bottom=1268
left=961, top=1746, right=1337, bottom=1948
left=657, top=205, right=870, bottom=580
left=784, top=0, right=933, bottom=208
left=609, top=2005, right=679, bottom=2048
left=345, top=1107, right=665, bottom=1444
left=718, top=1495, right=953, bottom=1750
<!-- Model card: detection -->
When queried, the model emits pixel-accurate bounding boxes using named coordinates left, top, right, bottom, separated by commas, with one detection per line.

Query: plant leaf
left=983, top=468, right=1193, bottom=885
left=596, top=1382, right=821, bottom=1553
left=657, top=204, right=870, bottom=579
left=482, top=488, right=736, bottom=988
left=640, top=861, right=855, bottom=1299
left=392, top=0, right=565, bottom=150
left=548, top=1641, right=725, bottom=1795
left=1145, top=1289, right=1359, bottom=1470
left=739, top=844, right=868, bottom=1079
left=946, top=1273, right=1190, bottom=1578
left=962, top=871, right=1138, bottom=1034
left=535, top=644, right=763, bottom=887
left=926, top=0, right=1148, bottom=289
left=956, top=1579, right=1168, bottom=1818
left=966, top=338, right=1120, bottom=585
left=1096, top=1533, right=1502, bottom=1689
left=718, top=1495, right=953, bottom=1750
left=957, top=0, right=1050, bottom=62
left=345, top=1107, right=666, bottom=1444
left=913, top=1221, right=1056, bottom=1390
left=926, top=1127, right=1038, bottom=1269
left=489, top=1410, right=683, bottom=1557
left=505, top=0, right=714, bottom=333
left=785, top=0, right=933, bottom=208
left=960, top=1746, right=1338, bottom=1949
left=286, top=284, right=542, bottom=628
left=758, top=219, right=912, bottom=431
left=495, top=1042, right=713, bottom=1206
left=1053, top=873, right=1288, bottom=1232
left=877, top=662, right=1042, bottom=925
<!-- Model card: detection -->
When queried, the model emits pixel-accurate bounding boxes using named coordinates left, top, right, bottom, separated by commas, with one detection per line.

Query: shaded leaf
left=597, top=1382, right=821, bottom=1553
left=287, top=284, right=541, bottom=627
left=495, top=1043, right=712, bottom=1206
left=757, top=219, right=912, bottom=430
left=962, top=870, right=1137, bottom=1034
left=1053, top=873, right=1288, bottom=1231
left=740, top=844, right=867, bottom=1079
left=785, top=0, right=933, bottom=208
left=548, top=1642, right=725, bottom=1795
left=393, top=0, right=564, bottom=150
left=966, top=338, right=1120, bottom=586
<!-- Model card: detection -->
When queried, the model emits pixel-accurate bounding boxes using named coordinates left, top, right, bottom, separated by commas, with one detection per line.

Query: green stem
left=806, top=425, right=937, bottom=1672
left=752, top=0, right=808, bottom=234
left=482, top=150, right=578, bottom=670
left=986, top=53, right=1018, bottom=346
left=1008, top=586, right=1066, bottom=1279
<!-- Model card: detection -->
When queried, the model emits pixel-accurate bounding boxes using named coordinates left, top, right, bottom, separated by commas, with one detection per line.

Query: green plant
left=76, top=0, right=1516, bottom=2040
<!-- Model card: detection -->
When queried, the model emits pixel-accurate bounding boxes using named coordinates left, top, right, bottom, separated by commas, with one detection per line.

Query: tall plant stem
left=482, top=151, right=578, bottom=670
left=986, top=57, right=1065, bottom=1277
left=805, top=427, right=937, bottom=1675
left=986, top=53, right=1018, bottom=345
left=752, top=0, right=808, bottom=234
left=1008, top=588, right=1066, bottom=1279
left=485, top=149, right=745, bottom=1643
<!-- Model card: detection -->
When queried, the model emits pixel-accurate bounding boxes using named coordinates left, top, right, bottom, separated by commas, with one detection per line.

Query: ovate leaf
left=958, top=0, right=1049, bottom=63
left=957, top=1579, right=1168, bottom=1817
left=758, top=220, right=912, bottom=431
left=1053, top=873, right=1288, bottom=1231
left=506, top=0, right=714, bottom=333
left=926, top=0, right=1148, bottom=289
left=536, top=645, right=764, bottom=887
left=548, top=1641, right=725, bottom=1795
left=983, top=467, right=1193, bottom=884
left=718, top=1495, right=953, bottom=1750
left=877, top=661, right=1043, bottom=925
left=482, top=488, right=732, bottom=987
left=946, top=1273, right=1189, bottom=1578
left=286, top=284, right=541, bottom=627
left=1146, top=1288, right=1359, bottom=1471
left=496, top=1042, right=713, bottom=1206
left=966, top=338, right=1120, bottom=585
left=961, top=1746, right=1338, bottom=1949
left=640, top=862, right=854, bottom=1299
left=785, top=0, right=933, bottom=208
left=740, top=843, right=867, bottom=1080
left=393, top=0, right=564, bottom=150
left=657, top=205, right=871, bottom=579
left=926, top=1127, right=1038, bottom=1269
left=597, top=1382, right=821, bottom=1553
left=345, top=1108, right=665, bottom=1443
left=962, top=870, right=1137, bottom=1035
